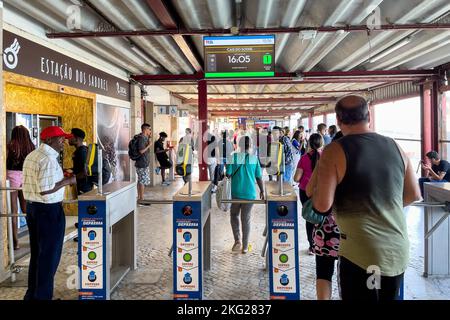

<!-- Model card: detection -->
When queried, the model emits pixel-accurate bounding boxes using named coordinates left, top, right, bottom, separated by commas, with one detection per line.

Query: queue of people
left=6, top=94, right=429, bottom=301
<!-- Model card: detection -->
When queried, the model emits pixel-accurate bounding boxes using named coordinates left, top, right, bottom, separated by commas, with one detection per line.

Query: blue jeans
left=24, top=202, right=66, bottom=300
left=283, top=162, right=294, bottom=183
left=418, top=177, right=447, bottom=197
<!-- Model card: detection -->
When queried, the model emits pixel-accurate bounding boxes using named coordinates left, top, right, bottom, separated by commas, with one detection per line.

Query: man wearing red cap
left=22, top=126, right=77, bottom=300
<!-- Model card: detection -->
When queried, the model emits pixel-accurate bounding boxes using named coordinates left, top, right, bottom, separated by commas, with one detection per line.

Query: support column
left=145, top=100, right=156, bottom=187
left=0, top=0, right=7, bottom=282
left=431, top=81, right=440, bottom=152
left=130, top=84, right=143, bottom=183
left=308, top=113, right=313, bottom=132
left=198, top=80, right=208, bottom=181
left=369, top=103, right=376, bottom=131
left=421, top=85, right=433, bottom=172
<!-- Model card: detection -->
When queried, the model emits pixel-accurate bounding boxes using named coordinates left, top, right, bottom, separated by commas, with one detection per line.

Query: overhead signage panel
left=204, top=35, right=275, bottom=78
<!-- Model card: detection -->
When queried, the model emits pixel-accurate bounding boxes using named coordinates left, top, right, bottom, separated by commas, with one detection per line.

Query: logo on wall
left=4, top=38, right=21, bottom=70
left=116, top=82, right=128, bottom=97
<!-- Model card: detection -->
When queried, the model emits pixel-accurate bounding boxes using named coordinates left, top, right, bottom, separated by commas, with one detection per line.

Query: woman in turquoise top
left=226, top=136, right=264, bottom=254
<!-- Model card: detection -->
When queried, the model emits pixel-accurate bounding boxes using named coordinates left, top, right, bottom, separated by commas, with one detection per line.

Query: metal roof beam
left=145, top=0, right=203, bottom=72
left=46, top=23, right=450, bottom=38
left=184, top=97, right=336, bottom=104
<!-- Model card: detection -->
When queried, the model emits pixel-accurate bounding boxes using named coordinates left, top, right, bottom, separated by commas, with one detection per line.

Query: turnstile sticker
left=268, top=201, right=300, bottom=300
left=271, top=228, right=296, bottom=294
left=176, top=228, right=199, bottom=291
left=81, top=227, right=103, bottom=290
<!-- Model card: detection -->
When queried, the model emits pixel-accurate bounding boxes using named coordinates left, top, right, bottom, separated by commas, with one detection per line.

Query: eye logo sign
left=4, top=38, right=21, bottom=70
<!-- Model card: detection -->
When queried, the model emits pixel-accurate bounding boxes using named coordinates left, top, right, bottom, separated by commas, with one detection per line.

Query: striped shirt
left=22, top=143, right=64, bottom=204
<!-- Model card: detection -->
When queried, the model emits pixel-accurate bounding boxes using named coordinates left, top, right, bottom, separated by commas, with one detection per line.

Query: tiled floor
left=1, top=177, right=449, bottom=300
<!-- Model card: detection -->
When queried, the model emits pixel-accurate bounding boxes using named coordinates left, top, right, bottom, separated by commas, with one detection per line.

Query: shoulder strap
left=231, top=153, right=248, bottom=178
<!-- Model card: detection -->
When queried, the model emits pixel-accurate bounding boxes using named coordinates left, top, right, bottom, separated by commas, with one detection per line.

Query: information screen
left=204, top=35, right=275, bottom=78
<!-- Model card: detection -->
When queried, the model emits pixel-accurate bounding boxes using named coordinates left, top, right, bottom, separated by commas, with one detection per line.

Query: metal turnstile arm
left=411, top=201, right=450, bottom=239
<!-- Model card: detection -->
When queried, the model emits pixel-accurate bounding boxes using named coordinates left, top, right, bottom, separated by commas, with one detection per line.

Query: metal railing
left=1, top=181, right=80, bottom=283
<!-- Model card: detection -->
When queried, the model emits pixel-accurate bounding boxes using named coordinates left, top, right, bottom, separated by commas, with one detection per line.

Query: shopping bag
left=216, top=177, right=232, bottom=212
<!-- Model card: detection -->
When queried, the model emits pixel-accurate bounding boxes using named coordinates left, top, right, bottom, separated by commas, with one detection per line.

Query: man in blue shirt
left=226, top=136, right=264, bottom=254
left=318, top=123, right=332, bottom=146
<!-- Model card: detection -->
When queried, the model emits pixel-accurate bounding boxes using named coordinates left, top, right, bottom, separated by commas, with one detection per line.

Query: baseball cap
left=40, top=126, right=73, bottom=140
left=71, top=128, right=86, bottom=140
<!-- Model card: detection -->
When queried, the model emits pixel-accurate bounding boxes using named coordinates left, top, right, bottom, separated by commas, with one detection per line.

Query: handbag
left=302, top=198, right=326, bottom=226
left=216, top=177, right=232, bottom=211
left=216, top=154, right=246, bottom=212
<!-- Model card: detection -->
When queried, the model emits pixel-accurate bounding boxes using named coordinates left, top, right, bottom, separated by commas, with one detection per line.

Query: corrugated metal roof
left=4, top=0, right=449, bottom=114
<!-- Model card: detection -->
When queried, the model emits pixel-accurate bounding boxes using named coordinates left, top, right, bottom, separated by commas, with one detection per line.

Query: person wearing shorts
left=135, top=123, right=152, bottom=204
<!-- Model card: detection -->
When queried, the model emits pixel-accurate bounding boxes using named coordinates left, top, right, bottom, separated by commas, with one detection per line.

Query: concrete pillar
left=130, top=84, right=143, bottom=183
left=0, top=0, right=7, bottom=282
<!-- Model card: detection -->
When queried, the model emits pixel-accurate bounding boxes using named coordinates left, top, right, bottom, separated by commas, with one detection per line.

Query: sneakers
left=232, top=241, right=242, bottom=252
left=162, top=181, right=171, bottom=186
left=242, top=244, right=252, bottom=254
left=308, top=247, right=314, bottom=255
left=137, top=200, right=151, bottom=206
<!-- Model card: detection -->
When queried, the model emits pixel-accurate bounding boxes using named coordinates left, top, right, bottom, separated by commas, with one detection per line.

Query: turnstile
left=172, top=181, right=212, bottom=300
left=78, top=181, right=137, bottom=300
left=423, top=182, right=450, bottom=276
left=266, top=181, right=300, bottom=300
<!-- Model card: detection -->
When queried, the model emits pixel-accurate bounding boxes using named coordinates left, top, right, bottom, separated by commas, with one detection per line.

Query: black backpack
left=128, top=135, right=141, bottom=161
left=86, top=144, right=111, bottom=185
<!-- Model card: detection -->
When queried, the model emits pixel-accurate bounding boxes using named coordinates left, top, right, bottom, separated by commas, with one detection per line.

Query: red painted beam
left=146, top=0, right=202, bottom=72
left=46, top=23, right=450, bottom=38
left=185, top=97, right=336, bottom=104
left=171, top=90, right=367, bottom=95
left=421, top=85, right=431, bottom=177
left=302, top=70, right=435, bottom=78
left=211, top=110, right=300, bottom=116
left=198, top=80, right=208, bottom=181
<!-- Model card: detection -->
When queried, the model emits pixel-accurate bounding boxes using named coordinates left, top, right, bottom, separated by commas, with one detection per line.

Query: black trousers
left=338, top=256, right=403, bottom=301
left=24, top=202, right=66, bottom=300
left=299, top=189, right=314, bottom=249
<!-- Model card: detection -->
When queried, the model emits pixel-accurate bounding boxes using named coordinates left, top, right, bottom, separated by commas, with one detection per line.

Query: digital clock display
left=204, top=35, right=275, bottom=78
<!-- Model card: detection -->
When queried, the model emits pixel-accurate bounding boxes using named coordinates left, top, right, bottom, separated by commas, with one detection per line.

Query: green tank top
left=334, top=133, right=408, bottom=276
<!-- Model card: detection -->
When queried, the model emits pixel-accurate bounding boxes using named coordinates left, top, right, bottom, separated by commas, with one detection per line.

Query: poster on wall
left=97, top=103, right=131, bottom=182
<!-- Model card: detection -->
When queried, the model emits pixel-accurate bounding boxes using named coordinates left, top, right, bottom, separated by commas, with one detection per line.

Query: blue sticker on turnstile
left=78, top=201, right=107, bottom=300
left=268, top=201, right=300, bottom=300
left=173, top=201, right=202, bottom=300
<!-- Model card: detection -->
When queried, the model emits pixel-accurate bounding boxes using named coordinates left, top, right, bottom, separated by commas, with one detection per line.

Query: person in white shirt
left=22, top=126, right=76, bottom=300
